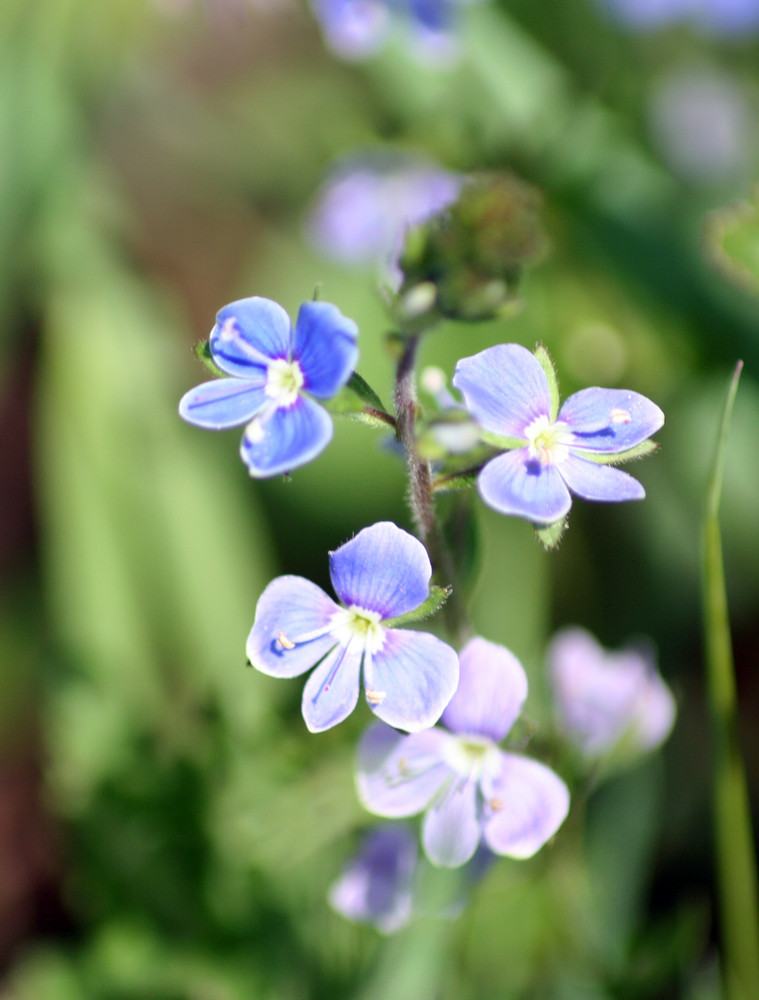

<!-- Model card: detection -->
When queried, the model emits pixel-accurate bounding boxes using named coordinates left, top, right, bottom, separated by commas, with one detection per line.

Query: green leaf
left=534, top=343, right=560, bottom=422
left=574, top=439, right=659, bottom=465
left=323, top=371, right=395, bottom=429
left=534, top=517, right=567, bottom=550
left=432, top=469, right=480, bottom=493
left=382, top=585, right=451, bottom=627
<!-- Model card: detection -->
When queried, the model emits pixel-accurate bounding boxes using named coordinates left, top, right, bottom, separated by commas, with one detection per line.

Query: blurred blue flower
left=453, top=344, right=664, bottom=525
left=357, top=637, right=570, bottom=868
left=328, top=825, right=418, bottom=932
left=246, top=521, right=459, bottom=733
left=179, top=296, right=358, bottom=478
left=600, top=0, right=759, bottom=35
left=308, top=154, right=464, bottom=282
left=311, top=0, right=473, bottom=61
left=548, top=627, right=676, bottom=762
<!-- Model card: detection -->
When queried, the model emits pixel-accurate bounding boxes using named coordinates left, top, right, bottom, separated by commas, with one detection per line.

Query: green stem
left=701, top=360, right=759, bottom=1000
left=393, top=332, right=472, bottom=647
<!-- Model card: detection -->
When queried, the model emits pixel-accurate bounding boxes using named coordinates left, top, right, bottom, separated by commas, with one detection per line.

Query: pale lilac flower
left=357, top=638, right=569, bottom=868
left=548, top=627, right=676, bottom=760
left=453, top=344, right=664, bottom=525
left=179, top=296, right=358, bottom=478
left=328, top=825, right=418, bottom=932
left=246, top=522, right=459, bottom=733
left=308, top=155, right=465, bottom=280
left=600, top=0, right=759, bottom=35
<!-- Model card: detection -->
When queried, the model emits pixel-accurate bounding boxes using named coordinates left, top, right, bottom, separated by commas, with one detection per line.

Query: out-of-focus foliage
left=1, top=0, right=758, bottom=997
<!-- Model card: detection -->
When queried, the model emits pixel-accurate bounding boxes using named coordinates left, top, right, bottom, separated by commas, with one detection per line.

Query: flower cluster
left=178, top=284, right=671, bottom=931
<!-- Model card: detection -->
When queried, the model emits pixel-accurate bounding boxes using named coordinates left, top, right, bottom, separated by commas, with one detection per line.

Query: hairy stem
left=393, top=333, right=471, bottom=646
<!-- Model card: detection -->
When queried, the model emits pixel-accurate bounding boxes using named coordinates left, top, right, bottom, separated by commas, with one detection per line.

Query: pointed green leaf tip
left=194, top=341, right=225, bottom=378
left=323, top=372, right=396, bottom=429
left=382, top=586, right=451, bottom=627
left=534, top=343, right=559, bottom=422
left=535, top=517, right=567, bottom=550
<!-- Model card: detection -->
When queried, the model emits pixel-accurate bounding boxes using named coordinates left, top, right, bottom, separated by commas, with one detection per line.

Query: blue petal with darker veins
left=478, top=449, right=571, bottom=524
left=329, top=522, right=432, bottom=619
left=441, top=637, right=527, bottom=743
left=369, top=629, right=459, bottom=732
left=210, top=297, right=292, bottom=377
left=559, top=455, right=645, bottom=502
left=453, top=345, right=550, bottom=439
left=559, top=387, right=664, bottom=453
left=240, top=395, right=333, bottom=478
left=293, top=301, right=359, bottom=398
left=301, top=643, right=363, bottom=732
left=422, top=778, right=481, bottom=868
left=179, top=377, right=266, bottom=429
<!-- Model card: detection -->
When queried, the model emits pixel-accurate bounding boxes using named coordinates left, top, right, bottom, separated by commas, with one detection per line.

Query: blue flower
left=599, top=0, right=759, bottom=35
left=548, top=627, right=676, bottom=763
left=328, top=825, right=418, bottom=933
left=179, top=296, right=358, bottom=477
left=246, top=521, right=460, bottom=733
left=357, top=637, right=570, bottom=868
left=453, top=344, right=664, bottom=525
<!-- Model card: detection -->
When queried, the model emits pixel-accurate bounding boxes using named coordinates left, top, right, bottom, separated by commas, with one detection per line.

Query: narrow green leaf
left=700, top=360, right=759, bottom=1000
left=323, top=371, right=396, bottom=428
left=382, top=585, right=451, bottom=627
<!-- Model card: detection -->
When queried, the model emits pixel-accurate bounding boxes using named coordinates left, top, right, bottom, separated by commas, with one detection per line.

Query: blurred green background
left=1, top=0, right=758, bottom=996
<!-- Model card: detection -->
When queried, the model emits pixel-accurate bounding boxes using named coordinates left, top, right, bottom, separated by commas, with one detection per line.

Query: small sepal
left=193, top=341, right=225, bottom=378
left=324, top=371, right=396, bottom=429
left=382, top=585, right=451, bottom=627
left=535, top=517, right=567, bottom=550
left=575, top=439, right=659, bottom=465
left=533, top=344, right=559, bottom=423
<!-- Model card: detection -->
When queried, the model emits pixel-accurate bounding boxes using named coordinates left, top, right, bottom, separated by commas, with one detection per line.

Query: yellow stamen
left=277, top=632, right=296, bottom=650
left=365, top=688, right=386, bottom=705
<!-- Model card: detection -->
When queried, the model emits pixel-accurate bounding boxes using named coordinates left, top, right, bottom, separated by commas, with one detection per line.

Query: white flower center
left=524, top=414, right=574, bottom=466
left=329, top=606, right=386, bottom=656
left=443, top=734, right=499, bottom=782
left=265, top=358, right=304, bottom=407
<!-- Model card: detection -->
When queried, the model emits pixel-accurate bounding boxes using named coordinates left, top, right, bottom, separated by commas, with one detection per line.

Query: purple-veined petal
left=246, top=576, right=341, bottom=678
left=481, top=751, right=569, bottom=859
left=329, top=522, right=432, bottom=619
left=302, top=641, right=362, bottom=731
left=367, top=629, right=459, bottom=732
left=328, top=825, right=417, bottom=934
left=441, top=637, right=527, bottom=742
left=210, top=297, right=292, bottom=376
left=478, top=450, right=572, bottom=525
left=293, top=301, right=359, bottom=398
left=356, top=723, right=451, bottom=817
left=559, top=388, right=664, bottom=453
left=559, top=454, right=645, bottom=502
left=453, top=345, right=550, bottom=439
left=179, top=377, right=266, bottom=429
left=422, top=777, right=481, bottom=868
left=240, top=394, right=333, bottom=478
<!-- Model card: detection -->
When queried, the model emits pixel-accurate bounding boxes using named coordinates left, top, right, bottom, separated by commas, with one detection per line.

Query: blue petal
left=240, top=395, right=333, bottom=477
left=453, top=345, right=550, bottom=438
left=481, top=751, right=569, bottom=859
left=478, top=450, right=571, bottom=525
left=327, top=825, right=417, bottom=933
left=368, top=629, right=459, bottom=732
left=329, top=522, right=432, bottom=619
left=179, top=377, right=266, bottom=429
left=559, top=388, right=664, bottom=453
left=210, top=297, right=292, bottom=377
left=293, top=301, right=359, bottom=398
left=301, top=643, right=362, bottom=732
left=356, top=723, right=451, bottom=817
left=246, top=576, right=341, bottom=678
left=441, top=637, right=527, bottom=743
left=422, top=778, right=481, bottom=868
left=559, top=455, right=645, bottom=502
